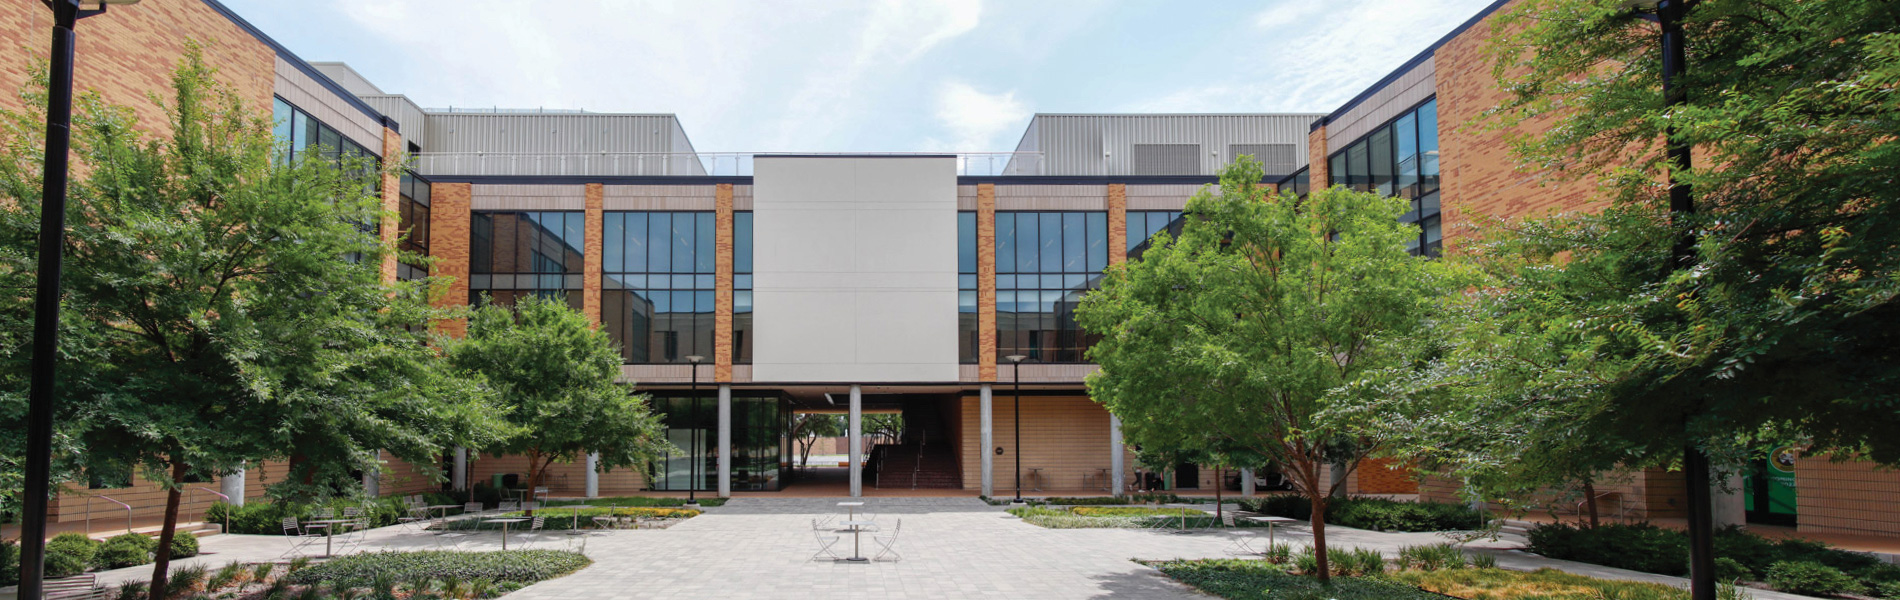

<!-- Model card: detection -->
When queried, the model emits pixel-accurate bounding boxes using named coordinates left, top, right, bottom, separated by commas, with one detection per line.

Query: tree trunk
left=523, top=450, right=542, bottom=516
left=1312, top=488, right=1330, bottom=582
left=1582, top=478, right=1600, bottom=529
left=149, top=460, right=188, bottom=600
left=1215, top=466, right=1224, bottom=522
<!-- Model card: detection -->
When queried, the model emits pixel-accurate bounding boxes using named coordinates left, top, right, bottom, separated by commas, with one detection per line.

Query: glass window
left=648, top=396, right=785, bottom=491
left=996, top=211, right=1107, bottom=363
left=957, top=211, right=978, bottom=363
left=469, top=211, right=584, bottom=310
left=604, top=211, right=717, bottom=364
left=996, top=213, right=1016, bottom=274
left=1370, top=126, right=1395, bottom=197
left=733, top=212, right=754, bottom=365
left=1346, top=140, right=1370, bottom=193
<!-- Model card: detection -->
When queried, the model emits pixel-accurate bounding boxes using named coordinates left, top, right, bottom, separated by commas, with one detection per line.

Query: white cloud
left=1252, top=2, right=1325, bottom=29
left=923, top=81, right=1031, bottom=151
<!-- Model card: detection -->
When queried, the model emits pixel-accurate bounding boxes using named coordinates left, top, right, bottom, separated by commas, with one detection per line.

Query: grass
left=1154, top=559, right=1758, bottom=600
left=542, top=496, right=726, bottom=508
left=1393, top=567, right=1754, bottom=600
left=285, top=550, right=591, bottom=589
left=1150, top=559, right=1445, bottom=600
left=1007, top=504, right=1264, bottom=529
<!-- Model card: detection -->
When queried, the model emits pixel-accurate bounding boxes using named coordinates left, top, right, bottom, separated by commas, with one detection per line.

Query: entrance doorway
left=1743, top=447, right=1798, bottom=526
left=1174, top=463, right=1200, bottom=489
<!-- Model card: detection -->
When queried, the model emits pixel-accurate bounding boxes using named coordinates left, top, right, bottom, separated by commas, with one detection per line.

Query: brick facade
left=1107, top=184, right=1128, bottom=266
left=1796, top=456, right=1900, bottom=537
left=379, top=126, right=403, bottom=283
left=976, top=184, right=998, bottom=381
left=714, top=183, right=735, bottom=382
left=583, top=183, right=604, bottom=325
left=429, top=182, right=473, bottom=338
left=956, top=395, right=1137, bottom=492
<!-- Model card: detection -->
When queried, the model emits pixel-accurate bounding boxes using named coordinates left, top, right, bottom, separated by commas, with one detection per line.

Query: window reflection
left=470, top=211, right=585, bottom=309
left=603, top=211, right=716, bottom=364
left=995, top=211, right=1107, bottom=363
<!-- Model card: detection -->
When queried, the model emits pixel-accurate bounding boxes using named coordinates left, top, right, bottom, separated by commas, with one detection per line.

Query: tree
left=0, top=46, right=505, bottom=598
left=1448, top=1, right=1900, bottom=593
left=1078, top=157, right=1457, bottom=581
left=446, top=295, right=670, bottom=513
left=789, top=413, right=843, bottom=475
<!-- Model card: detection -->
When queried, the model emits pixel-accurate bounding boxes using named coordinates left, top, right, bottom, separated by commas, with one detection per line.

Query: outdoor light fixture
left=20, top=1, right=141, bottom=596
left=1006, top=355, right=1028, bottom=503
left=686, top=355, right=704, bottom=506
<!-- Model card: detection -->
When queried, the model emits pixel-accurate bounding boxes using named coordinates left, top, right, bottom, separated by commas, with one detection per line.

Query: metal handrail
left=84, top=494, right=132, bottom=538
left=911, top=430, right=927, bottom=490
left=1577, top=491, right=1628, bottom=524
left=411, top=151, right=1046, bottom=177
left=192, top=487, right=231, bottom=535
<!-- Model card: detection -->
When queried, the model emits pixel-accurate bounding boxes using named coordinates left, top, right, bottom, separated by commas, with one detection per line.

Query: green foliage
left=169, top=531, right=199, bottom=559
left=1528, top=521, right=1889, bottom=590
left=0, top=539, right=16, bottom=586
left=548, top=496, right=725, bottom=508
left=1765, top=561, right=1865, bottom=597
left=113, top=580, right=145, bottom=600
left=1081, top=157, right=1461, bottom=580
left=207, top=561, right=244, bottom=592
left=1714, top=557, right=1752, bottom=583
left=170, top=563, right=208, bottom=595
left=1392, top=567, right=1722, bottom=600
left=1397, top=544, right=1468, bottom=572
left=1241, top=496, right=1485, bottom=532
left=436, top=507, right=699, bottom=531
left=284, top=550, right=591, bottom=589
left=98, top=533, right=156, bottom=569
left=45, top=532, right=99, bottom=576
left=448, top=296, right=669, bottom=500
left=1152, top=558, right=1446, bottom=600
left=209, top=498, right=412, bottom=534
left=1875, top=580, right=1900, bottom=600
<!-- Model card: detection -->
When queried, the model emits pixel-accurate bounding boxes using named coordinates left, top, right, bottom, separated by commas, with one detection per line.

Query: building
left=3, top=0, right=1893, bottom=541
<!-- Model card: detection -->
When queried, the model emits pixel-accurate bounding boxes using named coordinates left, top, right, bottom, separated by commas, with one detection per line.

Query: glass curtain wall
left=602, top=211, right=715, bottom=364
left=396, top=173, right=431, bottom=281
left=996, top=211, right=1107, bottom=363
left=647, top=395, right=786, bottom=492
left=957, top=212, right=978, bottom=363
left=733, top=212, right=754, bottom=364
left=272, top=96, right=378, bottom=169
left=469, top=211, right=584, bottom=307
left=1327, top=99, right=1442, bottom=256
left=1124, top=210, right=1184, bottom=255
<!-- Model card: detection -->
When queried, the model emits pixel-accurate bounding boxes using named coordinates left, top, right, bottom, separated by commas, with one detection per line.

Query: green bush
left=44, top=533, right=98, bottom=578
left=1766, top=561, right=1865, bottom=596
left=1874, top=580, right=1900, bottom=600
left=1528, top=521, right=1893, bottom=592
left=1238, top=495, right=1484, bottom=532
left=97, top=533, right=155, bottom=569
left=1153, top=558, right=1447, bottom=600
left=1, top=539, right=18, bottom=587
left=169, top=531, right=199, bottom=559
left=437, top=507, right=699, bottom=532
left=1714, top=556, right=1752, bottom=582
left=1398, top=544, right=1468, bottom=571
left=284, top=550, right=591, bottom=589
left=208, top=497, right=413, bottom=534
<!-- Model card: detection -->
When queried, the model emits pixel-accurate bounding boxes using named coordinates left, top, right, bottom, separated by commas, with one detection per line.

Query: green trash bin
left=492, top=473, right=505, bottom=491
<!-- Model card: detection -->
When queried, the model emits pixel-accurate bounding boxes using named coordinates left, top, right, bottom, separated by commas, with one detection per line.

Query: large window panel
left=604, top=211, right=716, bottom=364
left=733, top=212, right=754, bottom=365
left=470, top=211, right=584, bottom=309
left=956, top=211, right=977, bottom=364
left=996, top=211, right=1106, bottom=363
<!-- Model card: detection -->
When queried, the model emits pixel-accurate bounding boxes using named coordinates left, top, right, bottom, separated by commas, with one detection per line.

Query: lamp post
left=1629, top=1, right=1712, bottom=597
left=686, top=355, right=704, bottom=506
left=1006, top=355, right=1027, bottom=503
left=20, top=2, right=139, bottom=597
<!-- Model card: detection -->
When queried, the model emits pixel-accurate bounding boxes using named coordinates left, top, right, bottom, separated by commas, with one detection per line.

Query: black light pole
left=1006, top=355, right=1026, bottom=502
left=20, top=2, right=138, bottom=597
left=686, top=355, right=704, bottom=506
left=1634, top=1, right=1712, bottom=597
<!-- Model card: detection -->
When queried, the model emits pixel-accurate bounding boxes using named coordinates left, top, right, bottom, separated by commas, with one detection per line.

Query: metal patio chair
left=810, top=518, right=842, bottom=561
left=280, top=517, right=322, bottom=558
left=871, top=518, right=903, bottom=562
left=1222, top=512, right=1258, bottom=555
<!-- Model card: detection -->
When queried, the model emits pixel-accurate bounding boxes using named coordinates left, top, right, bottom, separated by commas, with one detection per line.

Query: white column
left=1712, top=471, right=1746, bottom=528
left=1109, top=414, right=1125, bottom=496
left=848, top=385, right=863, bottom=498
left=220, top=463, right=245, bottom=507
left=717, top=384, right=732, bottom=498
left=1240, top=468, right=1255, bottom=498
left=980, top=384, right=994, bottom=498
left=453, top=447, right=468, bottom=491
left=585, top=452, right=600, bottom=498
left=1328, top=458, right=1349, bottom=498
left=363, top=451, right=381, bottom=497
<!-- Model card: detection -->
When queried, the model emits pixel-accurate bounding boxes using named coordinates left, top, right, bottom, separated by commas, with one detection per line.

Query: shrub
left=1293, top=546, right=1318, bottom=575
left=208, top=497, right=413, bottom=535
left=97, top=533, right=155, bottom=569
left=1766, top=561, right=1865, bottom=596
left=1398, top=543, right=1468, bottom=571
left=1714, top=557, right=1752, bottom=582
left=45, top=533, right=99, bottom=577
left=1239, top=495, right=1484, bottom=532
left=1, top=539, right=19, bottom=587
left=1874, top=580, right=1900, bottom=600
left=1153, top=559, right=1447, bottom=600
left=285, top=550, right=592, bottom=589
left=169, top=531, right=199, bottom=559
left=437, top=507, right=698, bottom=531
left=1394, top=567, right=1707, bottom=600
left=1526, top=522, right=1688, bottom=575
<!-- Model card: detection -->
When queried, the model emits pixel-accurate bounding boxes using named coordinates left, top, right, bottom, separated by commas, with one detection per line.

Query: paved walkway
left=48, top=497, right=1827, bottom=600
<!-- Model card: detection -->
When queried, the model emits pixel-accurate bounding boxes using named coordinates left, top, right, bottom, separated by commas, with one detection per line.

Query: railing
left=192, top=487, right=231, bottom=535
left=911, top=430, right=927, bottom=490
left=1576, top=491, right=1628, bottom=524
left=411, top=151, right=1045, bottom=178
left=84, top=494, right=132, bottom=538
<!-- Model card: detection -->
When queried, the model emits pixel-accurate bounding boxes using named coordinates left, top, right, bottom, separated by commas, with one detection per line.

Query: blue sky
left=220, top=0, right=1498, bottom=153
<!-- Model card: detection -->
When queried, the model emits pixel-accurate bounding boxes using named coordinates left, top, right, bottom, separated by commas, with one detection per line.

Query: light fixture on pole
left=19, top=1, right=139, bottom=597
left=1006, top=355, right=1027, bottom=503
left=686, top=355, right=704, bottom=506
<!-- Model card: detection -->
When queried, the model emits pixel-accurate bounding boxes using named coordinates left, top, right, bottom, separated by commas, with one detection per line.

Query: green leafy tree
left=789, top=413, right=843, bottom=475
left=0, top=46, right=505, bottom=598
left=447, top=295, right=670, bottom=513
left=1079, top=157, right=1457, bottom=580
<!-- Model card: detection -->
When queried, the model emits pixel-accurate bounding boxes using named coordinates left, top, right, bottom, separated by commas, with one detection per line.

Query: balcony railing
left=411, top=152, right=1044, bottom=178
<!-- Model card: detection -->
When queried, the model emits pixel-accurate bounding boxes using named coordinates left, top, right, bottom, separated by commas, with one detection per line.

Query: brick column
left=977, top=183, right=998, bottom=381
left=429, top=182, right=472, bottom=338
left=379, top=127, right=402, bottom=284
left=714, top=183, right=735, bottom=382
left=584, top=183, right=604, bottom=326
left=1107, top=184, right=1127, bottom=266
left=1308, top=125, right=1331, bottom=189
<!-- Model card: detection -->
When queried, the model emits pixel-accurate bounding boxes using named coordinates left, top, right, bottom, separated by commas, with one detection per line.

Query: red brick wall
left=429, top=182, right=472, bottom=338
left=1357, top=459, right=1419, bottom=494
left=1796, top=457, right=1900, bottom=537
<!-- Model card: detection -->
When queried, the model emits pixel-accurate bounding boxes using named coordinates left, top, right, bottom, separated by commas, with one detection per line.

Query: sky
left=219, top=0, right=1500, bottom=154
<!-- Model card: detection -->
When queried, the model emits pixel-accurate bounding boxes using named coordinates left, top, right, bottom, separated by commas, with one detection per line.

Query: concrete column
left=1110, top=414, right=1125, bottom=496
left=1712, top=471, right=1746, bottom=528
left=1328, top=458, right=1349, bottom=498
left=1240, top=468, right=1255, bottom=498
left=363, top=452, right=381, bottom=497
left=980, top=384, right=994, bottom=498
left=585, top=452, right=600, bottom=498
left=848, top=385, right=863, bottom=498
left=717, top=384, right=732, bottom=498
left=220, top=463, right=245, bottom=507
left=453, top=447, right=468, bottom=491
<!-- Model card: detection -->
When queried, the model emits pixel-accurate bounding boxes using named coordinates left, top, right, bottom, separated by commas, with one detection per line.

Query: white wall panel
left=751, top=157, right=959, bottom=383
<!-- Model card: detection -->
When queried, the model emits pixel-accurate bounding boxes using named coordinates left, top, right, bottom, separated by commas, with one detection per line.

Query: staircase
left=865, top=402, right=963, bottom=489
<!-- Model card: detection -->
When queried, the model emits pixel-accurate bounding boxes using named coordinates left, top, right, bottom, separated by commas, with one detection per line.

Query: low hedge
left=44, top=533, right=97, bottom=578
left=441, top=507, right=699, bottom=531
left=1239, top=495, right=1486, bottom=532
left=98, top=533, right=155, bottom=569
left=208, top=497, right=413, bottom=535
left=284, top=550, right=592, bottom=589
left=169, top=531, right=199, bottom=559
left=0, top=539, right=17, bottom=587
left=1526, top=522, right=1900, bottom=594
left=1151, top=559, right=1444, bottom=600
